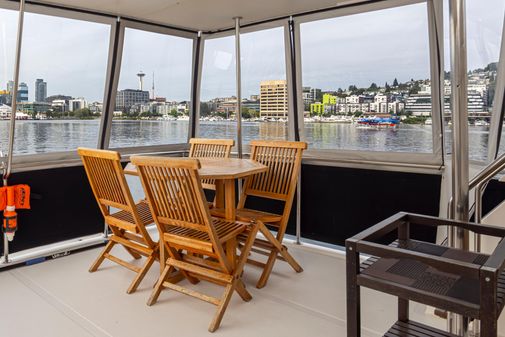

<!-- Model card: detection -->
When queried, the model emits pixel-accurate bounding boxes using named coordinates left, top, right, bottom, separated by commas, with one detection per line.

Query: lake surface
left=0, top=119, right=499, bottom=162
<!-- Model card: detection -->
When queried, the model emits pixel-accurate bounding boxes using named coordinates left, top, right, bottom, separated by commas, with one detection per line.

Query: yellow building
left=260, top=80, right=288, bottom=118
left=310, top=102, right=324, bottom=115
left=322, top=93, right=337, bottom=105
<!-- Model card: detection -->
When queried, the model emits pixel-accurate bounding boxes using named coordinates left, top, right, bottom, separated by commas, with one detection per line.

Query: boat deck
left=0, top=236, right=460, bottom=337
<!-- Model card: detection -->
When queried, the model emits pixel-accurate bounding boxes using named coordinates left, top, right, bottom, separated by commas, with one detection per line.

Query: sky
left=0, top=0, right=504, bottom=103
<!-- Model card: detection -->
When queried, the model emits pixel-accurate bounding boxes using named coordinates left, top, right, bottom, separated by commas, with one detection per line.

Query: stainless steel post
left=234, top=17, right=243, bottom=159
left=448, top=0, right=470, bottom=334
left=296, top=174, right=301, bottom=244
left=2, top=0, right=25, bottom=264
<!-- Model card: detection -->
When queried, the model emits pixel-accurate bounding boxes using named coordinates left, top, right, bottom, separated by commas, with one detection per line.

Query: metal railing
left=446, top=152, right=505, bottom=336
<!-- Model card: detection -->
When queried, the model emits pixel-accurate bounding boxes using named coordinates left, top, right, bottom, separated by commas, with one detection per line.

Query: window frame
left=294, top=0, right=446, bottom=168
left=106, top=19, right=198, bottom=153
left=197, top=19, right=296, bottom=149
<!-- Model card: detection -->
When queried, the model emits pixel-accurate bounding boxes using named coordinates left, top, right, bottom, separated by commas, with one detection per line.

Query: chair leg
left=259, top=223, right=303, bottom=272
left=147, top=264, right=175, bottom=306
left=127, top=253, right=156, bottom=294
left=234, top=280, right=252, bottom=302
left=256, top=251, right=277, bottom=289
left=89, top=240, right=115, bottom=273
left=209, top=283, right=234, bottom=333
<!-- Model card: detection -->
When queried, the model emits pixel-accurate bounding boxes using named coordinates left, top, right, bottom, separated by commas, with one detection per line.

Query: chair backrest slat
left=189, top=138, right=234, bottom=158
left=133, top=157, right=209, bottom=232
left=244, top=141, right=306, bottom=201
left=189, top=138, right=234, bottom=189
left=78, top=148, right=132, bottom=211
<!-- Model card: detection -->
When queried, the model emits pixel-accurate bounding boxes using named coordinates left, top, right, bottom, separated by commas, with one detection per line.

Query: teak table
left=124, top=157, right=268, bottom=220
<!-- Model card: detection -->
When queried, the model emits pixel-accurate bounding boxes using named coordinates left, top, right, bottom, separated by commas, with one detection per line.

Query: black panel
left=1, top=165, right=103, bottom=253
left=482, top=179, right=505, bottom=218
left=299, top=165, right=441, bottom=245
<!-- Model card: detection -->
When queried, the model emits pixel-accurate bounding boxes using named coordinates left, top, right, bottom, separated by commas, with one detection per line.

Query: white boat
left=474, top=120, right=490, bottom=126
left=424, top=118, right=432, bottom=125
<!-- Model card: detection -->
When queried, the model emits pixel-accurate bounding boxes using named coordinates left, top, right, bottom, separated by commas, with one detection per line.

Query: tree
left=368, top=82, right=378, bottom=91
left=385, top=82, right=391, bottom=93
left=348, top=85, right=358, bottom=92
left=393, top=78, right=399, bottom=87
left=73, top=108, right=93, bottom=119
left=170, top=108, right=180, bottom=118
left=200, top=102, right=211, bottom=117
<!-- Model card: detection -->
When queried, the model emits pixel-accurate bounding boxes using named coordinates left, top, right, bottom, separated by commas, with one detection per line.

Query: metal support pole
left=2, top=0, right=25, bottom=264
left=296, top=173, right=302, bottom=244
left=448, top=0, right=470, bottom=334
left=234, top=17, right=243, bottom=159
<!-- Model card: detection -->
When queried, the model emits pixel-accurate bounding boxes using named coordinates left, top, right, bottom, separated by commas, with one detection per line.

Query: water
left=0, top=119, right=499, bottom=162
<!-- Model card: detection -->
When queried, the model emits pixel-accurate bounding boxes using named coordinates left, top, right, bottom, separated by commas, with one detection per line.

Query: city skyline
left=0, top=0, right=503, bottom=102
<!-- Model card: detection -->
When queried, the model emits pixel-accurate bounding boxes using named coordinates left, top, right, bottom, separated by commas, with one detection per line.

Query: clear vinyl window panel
left=0, top=8, right=18, bottom=155
left=110, top=28, right=193, bottom=148
left=12, top=13, right=110, bottom=155
left=300, top=3, right=433, bottom=153
left=199, top=27, right=288, bottom=150
left=443, top=0, right=505, bottom=162
left=199, top=35, right=237, bottom=144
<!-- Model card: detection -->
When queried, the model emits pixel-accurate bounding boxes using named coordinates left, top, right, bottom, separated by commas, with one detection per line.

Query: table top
left=124, top=157, right=268, bottom=180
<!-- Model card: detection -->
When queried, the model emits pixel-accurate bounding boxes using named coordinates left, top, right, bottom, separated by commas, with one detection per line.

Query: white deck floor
left=0, top=237, right=463, bottom=337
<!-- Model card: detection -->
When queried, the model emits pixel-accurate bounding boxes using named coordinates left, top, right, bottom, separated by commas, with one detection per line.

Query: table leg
left=215, top=179, right=225, bottom=209
left=224, top=179, right=236, bottom=220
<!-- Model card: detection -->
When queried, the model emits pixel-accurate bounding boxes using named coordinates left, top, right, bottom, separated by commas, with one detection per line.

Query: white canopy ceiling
left=33, top=0, right=364, bottom=32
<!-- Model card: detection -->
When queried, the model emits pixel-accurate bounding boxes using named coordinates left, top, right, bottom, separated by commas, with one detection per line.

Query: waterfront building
left=405, top=94, right=433, bottom=116
left=322, top=94, right=337, bottom=105
left=17, top=82, right=28, bottom=102
left=260, top=80, right=288, bottom=118
left=0, top=90, right=10, bottom=105
left=406, top=92, right=485, bottom=116
left=0, top=104, right=11, bottom=119
left=88, top=102, right=103, bottom=114
left=18, top=101, right=51, bottom=115
left=69, top=97, right=87, bottom=111
left=346, top=95, right=364, bottom=104
left=35, top=79, right=47, bottom=102
left=374, top=94, right=388, bottom=103
left=242, top=99, right=260, bottom=113
left=51, top=99, right=67, bottom=112
left=310, top=102, right=324, bottom=115
left=46, top=94, right=72, bottom=103
left=115, top=89, right=149, bottom=112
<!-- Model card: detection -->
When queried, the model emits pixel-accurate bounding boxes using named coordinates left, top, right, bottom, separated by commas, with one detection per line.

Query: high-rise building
left=115, top=89, right=150, bottom=111
left=35, top=79, right=47, bottom=102
left=259, top=80, right=288, bottom=118
left=17, top=82, right=28, bottom=102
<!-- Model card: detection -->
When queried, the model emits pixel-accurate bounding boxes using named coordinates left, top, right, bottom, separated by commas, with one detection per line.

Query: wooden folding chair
left=189, top=138, right=234, bottom=190
left=132, top=156, right=258, bottom=333
left=211, top=140, right=307, bottom=288
left=78, top=148, right=158, bottom=294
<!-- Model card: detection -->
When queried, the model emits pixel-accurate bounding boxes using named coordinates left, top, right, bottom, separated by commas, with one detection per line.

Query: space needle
left=137, top=71, right=145, bottom=91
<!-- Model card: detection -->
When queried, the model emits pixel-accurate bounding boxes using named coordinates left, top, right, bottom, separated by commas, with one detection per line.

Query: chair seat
left=107, top=200, right=153, bottom=233
left=163, top=218, right=246, bottom=253
left=210, top=208, right=282, bottom=225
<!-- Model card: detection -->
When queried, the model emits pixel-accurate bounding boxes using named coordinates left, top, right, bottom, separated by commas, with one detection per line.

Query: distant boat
left=474, top=120, right=490, bottom=126
left=357, top=116, right=400, bottom=128
left=424, top=118, right=432, bottom=125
